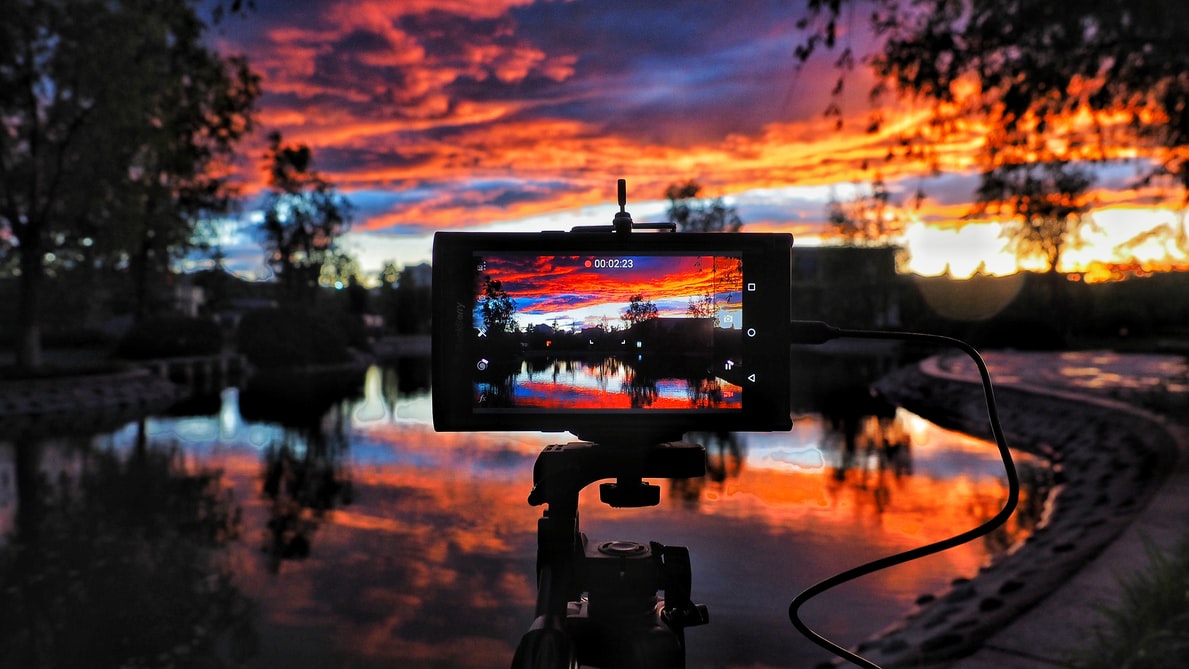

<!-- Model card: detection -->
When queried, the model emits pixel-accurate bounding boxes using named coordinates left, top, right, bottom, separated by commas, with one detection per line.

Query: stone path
left=0, top=370, right=181, bottom=437
left=846, top=350, right=1189, bottom=668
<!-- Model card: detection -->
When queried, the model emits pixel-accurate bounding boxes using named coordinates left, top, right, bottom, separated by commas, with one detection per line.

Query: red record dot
left=584, top=260, right=592, bottom=267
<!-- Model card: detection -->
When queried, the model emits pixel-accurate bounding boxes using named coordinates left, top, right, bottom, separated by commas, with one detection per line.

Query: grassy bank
left=1069, top=530, right=1189, bottom=668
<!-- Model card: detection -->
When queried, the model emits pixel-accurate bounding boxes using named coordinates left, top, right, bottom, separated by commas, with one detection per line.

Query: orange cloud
left=208, top=1, right=1189, bottom=279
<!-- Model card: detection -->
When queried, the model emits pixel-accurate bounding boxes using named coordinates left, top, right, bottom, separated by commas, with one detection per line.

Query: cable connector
left=789, top=320, right=842, bottom=345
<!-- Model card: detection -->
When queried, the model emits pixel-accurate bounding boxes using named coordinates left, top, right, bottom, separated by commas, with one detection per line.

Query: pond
left=0, top=359, right=1047, bottom=669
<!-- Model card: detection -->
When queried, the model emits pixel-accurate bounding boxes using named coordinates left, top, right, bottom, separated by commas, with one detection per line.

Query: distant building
left=403, top=263, right=432, bottom=287
left=653, top=317, right=713, bottom=348
left=171, top=275, right=206, bottom=318
left=213, top=297, right=279, bottom=331
left=791, top=246, right=906, bottom=329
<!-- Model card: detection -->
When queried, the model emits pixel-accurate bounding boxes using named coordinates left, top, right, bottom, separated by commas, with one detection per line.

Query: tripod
left=510, top=439, right=710, bottom=669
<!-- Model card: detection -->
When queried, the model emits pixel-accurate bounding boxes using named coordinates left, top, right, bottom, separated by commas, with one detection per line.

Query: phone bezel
left=431, top=231, right=792, bottom=440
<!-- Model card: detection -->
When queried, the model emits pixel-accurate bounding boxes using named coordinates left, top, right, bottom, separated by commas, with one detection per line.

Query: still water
left=478, top=355, right=743, bottom=410
left=0, top=360, right=1044, bottom=669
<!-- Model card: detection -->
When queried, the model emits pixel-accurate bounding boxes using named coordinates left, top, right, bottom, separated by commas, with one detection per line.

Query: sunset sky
left=201, top=0, right=1189, bottom=281
left=475, top=254, right=741, bottom=333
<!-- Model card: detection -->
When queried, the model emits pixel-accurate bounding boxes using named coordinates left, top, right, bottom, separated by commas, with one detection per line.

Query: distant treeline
left=4, top=269, right=1188, bottom=353
left=901, top=271, right=1189, bottom=350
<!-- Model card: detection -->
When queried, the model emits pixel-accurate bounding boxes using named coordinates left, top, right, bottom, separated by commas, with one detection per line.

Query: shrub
left=115, top=314, right=223, bottom=360
left=236, top=308, right=355, bottom=369
left=1069, top=534, right=1189, bottom=668
left=1090, top=301, right=1155, bottom=339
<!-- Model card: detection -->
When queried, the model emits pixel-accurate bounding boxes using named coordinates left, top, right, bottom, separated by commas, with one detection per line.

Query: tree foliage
left=664, top=180, right=743, bottom=233
left=318, top=249, right=363, bottom=290
left=381, top=262, right=431, bottom=335
left=478, top=275, right=517, bottom=336
left=796, top=1, right=1189, bottom=279
left=0, top=0, right=258, bottom=368
left=973, top=161, right=1097, bottom=273
left=796, top=1, right=1189, bottom=184
left=687, top=293, right=719, bottom=326
left=621, top=294, right=659, bottom=327
left=259, top=132, right=353, bottom=303
left=826, top=177, right=913, bottom=246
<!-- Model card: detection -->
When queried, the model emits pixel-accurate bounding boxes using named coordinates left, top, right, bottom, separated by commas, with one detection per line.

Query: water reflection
left=478, top=354, right=742, bottom=410
left=0, top=433, right=256, bottom=668
left=823, top=408, right=912, bottom=513
left=259, top=408, right=354, bottom=572
left=0, top=360, right=1046, bottom=669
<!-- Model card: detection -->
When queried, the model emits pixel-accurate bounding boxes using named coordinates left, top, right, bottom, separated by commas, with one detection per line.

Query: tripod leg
left=513, top=506, right=580, bottom=669
left=510, top=623, right=577, bottom=669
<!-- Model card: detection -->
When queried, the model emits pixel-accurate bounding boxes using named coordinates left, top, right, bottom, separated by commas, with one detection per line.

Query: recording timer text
left=585, top=257, right=634, bottom=269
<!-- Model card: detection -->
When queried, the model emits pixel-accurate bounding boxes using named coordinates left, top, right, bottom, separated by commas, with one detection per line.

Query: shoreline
left=853, top=353, right=1186, bottom=668
left=0, top=369, right=183, bottom=437
left=2, top=348, right=1185, bottom=667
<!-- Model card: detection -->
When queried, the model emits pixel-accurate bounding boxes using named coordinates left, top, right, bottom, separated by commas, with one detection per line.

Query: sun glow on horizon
left=900, top=204, right=1189, bottom=280
left=902, top=221, right=1018, bottom=278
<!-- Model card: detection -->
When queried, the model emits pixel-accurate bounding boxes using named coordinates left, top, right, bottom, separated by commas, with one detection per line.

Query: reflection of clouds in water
left=25, top=361, right=1048, bottom=669
left=944, top=351, right=1189, bottom=396
left=736, top=411, right=1018, bottom=483
left=352, top=366, right=436, bottom=425
left=352, top=370, right=389, bottom=423
left=394, top=400, right=430, bottom=422
left=762, top=447, right=825, bottom=471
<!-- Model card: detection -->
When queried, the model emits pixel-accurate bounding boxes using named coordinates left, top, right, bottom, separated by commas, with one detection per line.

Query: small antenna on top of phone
left=612, top=178, right=634, bottom=235
left=570, top=178, right=675, bottom=233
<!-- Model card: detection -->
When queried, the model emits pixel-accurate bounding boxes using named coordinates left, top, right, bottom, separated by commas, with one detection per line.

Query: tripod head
left=528, top=438, right=705, bottom=510
left=513, top=439, right=709, bottom=669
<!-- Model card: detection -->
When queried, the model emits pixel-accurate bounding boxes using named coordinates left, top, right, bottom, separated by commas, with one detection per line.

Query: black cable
left=786, top=321, right=1020, bottom=669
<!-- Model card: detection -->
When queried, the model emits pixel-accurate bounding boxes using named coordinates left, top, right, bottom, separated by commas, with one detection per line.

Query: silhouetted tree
left=383, top=263, right=432, bottom=334
left=665, top=180, right=743, bottom=232
left=796, top=1, right=1189, bottom=191
left=259, top=131, right=353, bottom=304
left=973, top=161, right=1097, bottom=275
left=687, top=293, right=718, bottom=325
left=315, top=249, right=370, bottom=320
left=478, top=274, right=517, bottom=335
left=826, top=176, right=914, bottom=246
left=318, top=248, right=363, bottom=290
left=973, top=161, right=1096, bottom=333
left=0, top=0, right=259, bottom=368
left=622, top=294, right=659, bottom=326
